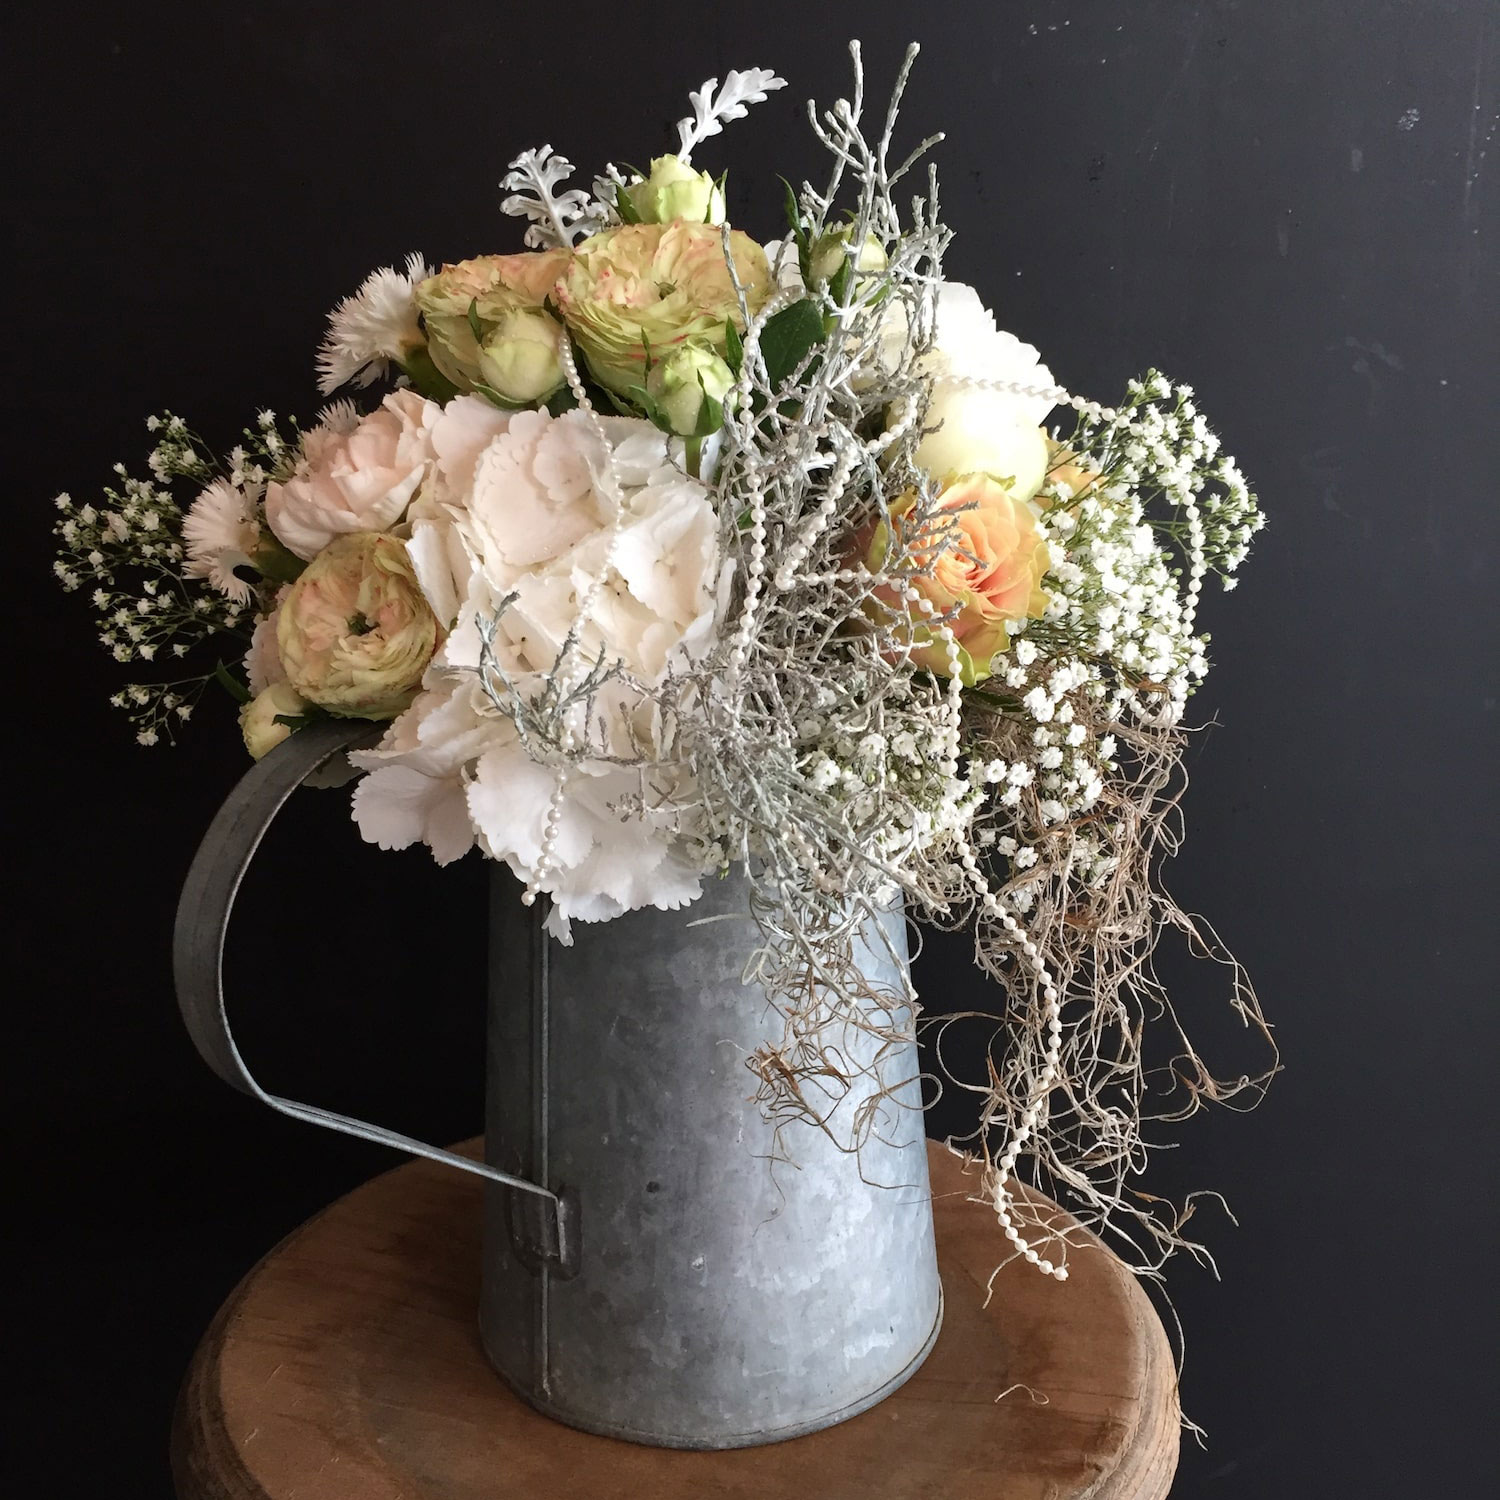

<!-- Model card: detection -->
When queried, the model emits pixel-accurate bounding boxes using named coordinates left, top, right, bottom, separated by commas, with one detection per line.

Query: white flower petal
left=243, top=597, right=288, bottom=695
left=431, top=395, right=513, bottom=495
left=352, top=764, right=474, bottom=865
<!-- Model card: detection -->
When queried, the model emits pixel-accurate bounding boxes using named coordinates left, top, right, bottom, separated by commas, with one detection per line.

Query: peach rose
left=867, top=473, right=1051, bottom=684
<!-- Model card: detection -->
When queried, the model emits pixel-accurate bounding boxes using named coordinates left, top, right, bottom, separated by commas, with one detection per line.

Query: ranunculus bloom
left=415, top=250, right=571, bottom=392
left=264, top=390, right=440, bottom=560
left=277, top=533, right=441, bottom=719
left=868, top=473, right=1051, bottom=684
left=554, top=221, right=771, bottom=394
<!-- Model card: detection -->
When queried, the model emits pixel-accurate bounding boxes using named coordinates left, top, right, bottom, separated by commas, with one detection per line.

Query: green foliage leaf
left=828, top=256, right=853, bottom=309
left=249, top=539, right=306, bottom=587
left=466, top=297, right=485, bottom=344
left=614, top=182, right=642, bottom=224
left=698, top=389, right=724, bottom=436
left=625, top=383, right=670, bottom=431
left=545, top=385, right=579, bottom=416
left=778, top=176, right=812, bottom=285
left=398, top=346, right=461, bottom=404
left=601, top=384, right=647, bottom=419
left=757, top=299, right=826, bottom=392
left=724, top=318, right=744, bottom=376
left=212, top=661, right=252, bottom=705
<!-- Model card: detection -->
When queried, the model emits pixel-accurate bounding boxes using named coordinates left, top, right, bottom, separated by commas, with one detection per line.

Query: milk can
left=174, top=719, right=943, bottom=1449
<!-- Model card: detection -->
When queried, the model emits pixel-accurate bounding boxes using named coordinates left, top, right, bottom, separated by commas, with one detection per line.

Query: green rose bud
left=239, top=682, right=308, bottom=760
left=477, top=308, right=567, bottom=404
left=625, top=155, right=726, bottom=225
left=808, top=227, right=889, bottom=287
left=646, top=341, right=735, bottom=437
left=415, top=250, right=570, bottom=392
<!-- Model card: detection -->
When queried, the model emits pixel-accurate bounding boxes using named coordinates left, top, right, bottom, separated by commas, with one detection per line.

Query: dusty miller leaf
left=499, top=145, right=607, bottom=249
left=676, top=68, right=788, bottom=162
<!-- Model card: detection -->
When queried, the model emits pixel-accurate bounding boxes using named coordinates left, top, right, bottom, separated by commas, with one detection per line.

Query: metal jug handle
left=172, top=717, right=578, bottom=1271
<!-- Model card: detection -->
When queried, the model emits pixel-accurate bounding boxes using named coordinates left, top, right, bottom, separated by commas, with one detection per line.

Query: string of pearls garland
left=521, top=336, right=627, bottom=907
left=906, top=581, right=1070, bottom=1281
left=946, top=375, right=1118, bottom=427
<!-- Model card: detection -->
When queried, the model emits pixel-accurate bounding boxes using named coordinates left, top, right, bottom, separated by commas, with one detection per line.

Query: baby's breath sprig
left=107, top=675, right=214, bottom=747
left=1061, top=371, right=1266, bottom=589
left=53, top=409, right=304, bottom=744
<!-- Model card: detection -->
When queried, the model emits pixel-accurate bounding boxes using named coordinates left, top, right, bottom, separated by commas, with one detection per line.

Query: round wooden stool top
left=173, top=1141, right=1179, bottom=1499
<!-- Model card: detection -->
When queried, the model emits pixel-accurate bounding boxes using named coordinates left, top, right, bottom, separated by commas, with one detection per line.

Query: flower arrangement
left=54, top=45, right=1270, bottom=1281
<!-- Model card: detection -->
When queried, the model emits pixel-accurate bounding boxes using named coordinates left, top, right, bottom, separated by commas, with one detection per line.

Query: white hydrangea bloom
left=353, top=407, right=732, bottom=937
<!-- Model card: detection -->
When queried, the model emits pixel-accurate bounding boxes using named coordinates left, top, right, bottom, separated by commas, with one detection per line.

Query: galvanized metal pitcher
left=174, top=720, right=943, bottom=1450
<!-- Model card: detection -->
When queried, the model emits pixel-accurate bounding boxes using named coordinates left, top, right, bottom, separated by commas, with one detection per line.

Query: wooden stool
left=173, top=1141, right=1179, bottom=1498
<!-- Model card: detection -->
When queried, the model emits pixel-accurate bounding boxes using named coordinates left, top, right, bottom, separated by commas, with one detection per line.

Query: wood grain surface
left=172, top=1141, right=1178, bottom=1499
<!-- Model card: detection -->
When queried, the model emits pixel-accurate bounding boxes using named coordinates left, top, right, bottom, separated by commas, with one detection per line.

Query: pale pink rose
left=264, top=389, right=440, bottom=560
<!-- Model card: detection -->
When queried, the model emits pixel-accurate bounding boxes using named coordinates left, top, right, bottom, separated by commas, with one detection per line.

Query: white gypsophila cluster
left=53, top=410, right=304, bottom=743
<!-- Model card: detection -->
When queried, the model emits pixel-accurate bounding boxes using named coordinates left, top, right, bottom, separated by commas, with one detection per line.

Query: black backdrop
left=8, top=2, right=1498, bottom=1495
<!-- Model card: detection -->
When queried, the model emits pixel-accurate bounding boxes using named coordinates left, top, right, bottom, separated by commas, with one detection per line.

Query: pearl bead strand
left=902, top=597, right=1069, bottom=1282
left=521, top=337, right=624, bottom=907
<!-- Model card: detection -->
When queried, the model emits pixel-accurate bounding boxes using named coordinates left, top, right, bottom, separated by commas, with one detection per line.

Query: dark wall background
left=8, top=2, right=1497, bottom=1495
